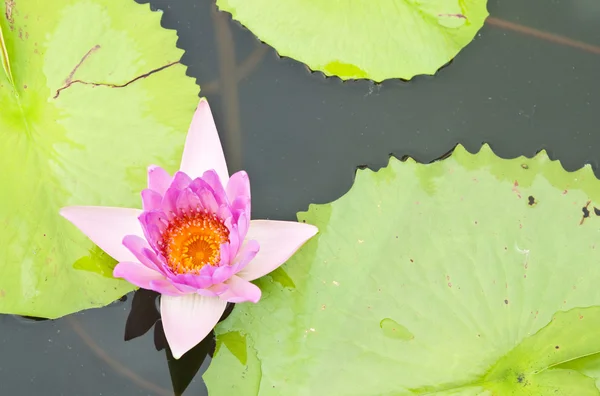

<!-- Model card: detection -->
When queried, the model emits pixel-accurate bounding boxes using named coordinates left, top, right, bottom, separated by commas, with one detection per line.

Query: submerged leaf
left=0, top=0, right=198, bottom=318
left=205, top=145, right=600, bottom=394
left=216, top=0, right=489, bottom=81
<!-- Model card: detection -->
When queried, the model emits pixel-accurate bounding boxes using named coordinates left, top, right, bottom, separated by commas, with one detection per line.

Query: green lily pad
left=205, top=145, right=600, bottom=394
left=216, top=0, right=489, bottom=81
left=0, top=0, right=198, bottom=318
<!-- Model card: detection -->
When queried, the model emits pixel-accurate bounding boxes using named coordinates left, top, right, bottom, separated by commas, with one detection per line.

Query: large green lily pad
left=0, top=0, right=198, bottom=318
left=205, top=145, right=600, bottom=394
left=216, top=0, right=489, bottom=81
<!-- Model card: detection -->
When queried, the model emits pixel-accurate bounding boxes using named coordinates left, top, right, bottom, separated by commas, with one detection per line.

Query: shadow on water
left=1, top=0, right=600, bottom=394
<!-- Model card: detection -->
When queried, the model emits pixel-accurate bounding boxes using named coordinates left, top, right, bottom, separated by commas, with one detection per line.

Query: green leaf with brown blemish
left=206, top=144, right=600, bottom=395
left=0, top=0, right=198, bottom=318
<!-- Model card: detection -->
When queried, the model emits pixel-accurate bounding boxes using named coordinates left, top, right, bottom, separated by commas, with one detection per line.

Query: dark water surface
left=1, top=0, right=599, bottom=394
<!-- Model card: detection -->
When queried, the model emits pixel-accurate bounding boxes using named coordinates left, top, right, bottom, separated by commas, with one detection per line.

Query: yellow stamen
left=160, top=211, right=229, bottom=274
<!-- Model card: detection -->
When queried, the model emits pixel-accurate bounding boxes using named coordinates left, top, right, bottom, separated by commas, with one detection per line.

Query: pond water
left=1, top=0, right=599, bottom=394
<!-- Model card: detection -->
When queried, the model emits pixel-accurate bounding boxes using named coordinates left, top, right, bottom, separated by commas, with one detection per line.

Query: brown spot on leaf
left=521, top=164, right=529, bottom=169
left=594, top=207, right=600, bottom=216
left=528, top=196, right=537, bottom=206
left=504, top=299, right=509, bottom=304
left=555, top=345, right=560, bottom=349
left=5, top=0, right=15, bottom=28
left=580, top=200, right=592, bottom=225
left=438, top=13, right=466, bottom=19
left=512, top=181, right=521, bottom=198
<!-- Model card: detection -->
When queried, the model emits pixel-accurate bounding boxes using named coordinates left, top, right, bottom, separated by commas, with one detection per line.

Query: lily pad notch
left=0, top=0, right=199, bottom=319
left=205, top=143, right=600, bottom=395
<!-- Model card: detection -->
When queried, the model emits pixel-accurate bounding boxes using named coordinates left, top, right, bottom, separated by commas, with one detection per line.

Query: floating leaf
left=216, top=0, right=489, bottom=81
left=205, top=145, right=600, bottom=394
left=0, top=0, right=198, bottom=318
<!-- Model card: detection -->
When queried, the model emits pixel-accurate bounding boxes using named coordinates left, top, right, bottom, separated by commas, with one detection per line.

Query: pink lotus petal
left=198, top=264, right=218, bottom=278
left=170, top=171, right=193, bottom=191
left=176, top=188, right=201, bottom=215
left=139, top=211, right=169, bottom=250
left=219, top=275, right=261, bottom=303
left=237, top=220, right=318, bottom=281
left=225, top=221, right=241, bottom=258
left=113, top=261, right=165, bottom=289
left=226, top=171, right=250, bottom=203
left=230, top=240, right=260, bottom=273
left=207, top=283, right=229, bottom=295
left=148, top=279, right=186, bottom=296
left=218, top=243, right=231, bottom=268
left=122, top=235, right=164, bottom=273
left=169, top=280, right=205, bottom=294
left=60, top=206, right=143, bottom=263
left=211, top=265, right=235, bottom=284
left=180, top=99, right=229, bottom=184
left=197, top=187, right=219, bottom=213
left=140, top=211, right=169, bottom=233
left=235, top=211, right=250, bottom=242
left=161, top=188, right=181, bottom=219
left=189, top=177, right=215, bottom=196
left=201, top=170, right=228, bottom=206
left=147, top=165, right=172, bottom=195
left=217, top=204, right=234, bottom=224
left=230, top=195, right=250, bottom=219
left=161, top=294, right=227, bottom=359
left=195, top=283, right=229, bottom=297
left=141, top=189, right=163, bottom=211
left=171, top=273, right=214, bottom=290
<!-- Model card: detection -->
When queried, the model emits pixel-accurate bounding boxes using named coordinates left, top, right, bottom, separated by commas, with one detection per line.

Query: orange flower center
left=161, top=212, right=230, bottom=274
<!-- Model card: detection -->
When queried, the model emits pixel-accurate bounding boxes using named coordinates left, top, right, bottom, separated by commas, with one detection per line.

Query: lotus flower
left=60, top=98, right=318, bottom=358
